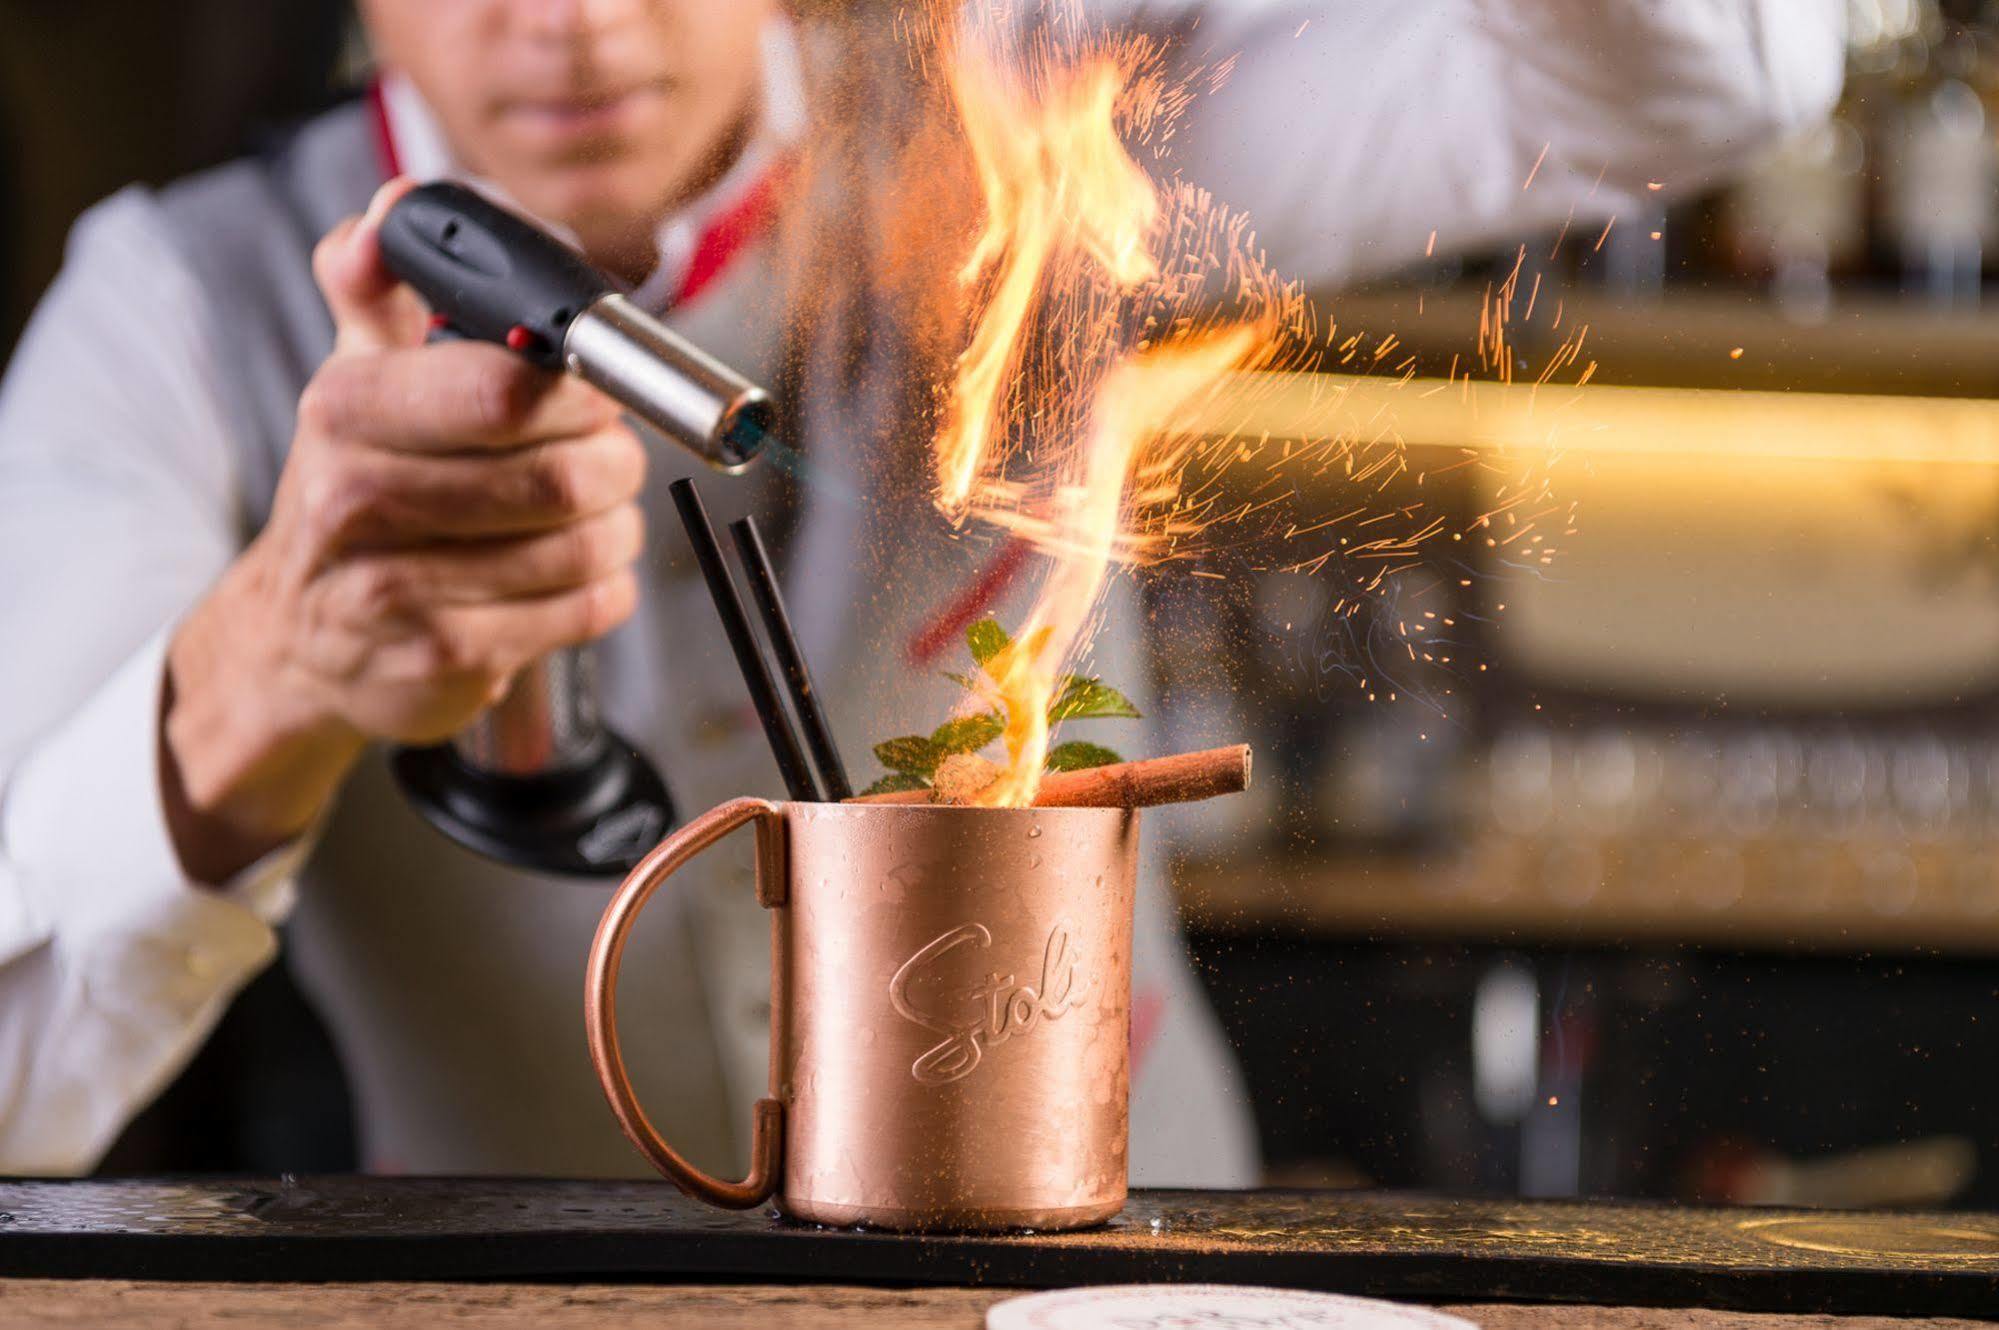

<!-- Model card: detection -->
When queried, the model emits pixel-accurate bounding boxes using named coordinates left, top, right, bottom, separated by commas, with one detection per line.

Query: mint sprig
left=862, top=617, right=1139, bottom=798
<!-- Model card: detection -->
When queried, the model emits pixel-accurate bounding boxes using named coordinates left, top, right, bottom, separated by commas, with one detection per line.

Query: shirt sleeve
left=0, top=189, right=305, bottom=1174
left=1140, top=0, right=1846, bottom=285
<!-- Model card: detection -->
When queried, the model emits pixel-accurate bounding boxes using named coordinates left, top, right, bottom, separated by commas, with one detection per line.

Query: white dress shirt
left=0, top=1, right=1841, bottom=1175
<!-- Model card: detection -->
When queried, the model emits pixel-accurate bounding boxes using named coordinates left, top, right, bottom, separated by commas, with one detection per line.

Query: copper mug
left=585, top=797, right=1139, bottom=1231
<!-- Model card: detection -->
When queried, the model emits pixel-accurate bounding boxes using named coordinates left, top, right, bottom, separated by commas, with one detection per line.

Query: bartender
left=0, top=1, right=1840, bottom=1177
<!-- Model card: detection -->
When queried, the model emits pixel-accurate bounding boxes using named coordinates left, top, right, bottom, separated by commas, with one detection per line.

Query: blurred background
left=8, top=0, right=1999, bottom=1209
left=1161, top=0, right=1999, bottom=1211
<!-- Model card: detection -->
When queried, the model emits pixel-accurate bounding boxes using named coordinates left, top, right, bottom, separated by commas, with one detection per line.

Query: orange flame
left=930, top=16, right=1276, bottom=805
left=976, top=326, right=1272, bottom=806
left=935, top=44, right=1162, bottom=517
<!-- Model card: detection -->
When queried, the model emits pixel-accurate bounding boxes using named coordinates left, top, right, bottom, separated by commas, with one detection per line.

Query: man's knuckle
left=413, top=622, right=479, bottom=679
left=613, top=505, right=646, bottom=564
left=297, top=581, right=342, bottom=648
left=321, top=467, right=388, bottom=539
left=617, top=433, right=648, bottom=494
left=577, top=511, right=627, bottom=574
left=524, top=450, right=579, bottom=515
left=308, top=230, right=344, bottom=287
left=295, top=373, right=345, bottom=436
left=345, top=562, right=410, bottom=622
left=467, top=356, right=537, bottom=433
left=291, top=464, right=357, bottom=546
left=584, top=571, right=637, bottom=638
left=537, top=522, right=585, bottom=583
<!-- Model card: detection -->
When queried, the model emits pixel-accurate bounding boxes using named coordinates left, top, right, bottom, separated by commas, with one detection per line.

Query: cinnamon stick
left=846, top=744, right=1251, bottom=811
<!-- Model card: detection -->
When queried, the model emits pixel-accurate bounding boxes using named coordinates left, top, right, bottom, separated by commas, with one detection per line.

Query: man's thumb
left=312, top=176, right=427, bottom=353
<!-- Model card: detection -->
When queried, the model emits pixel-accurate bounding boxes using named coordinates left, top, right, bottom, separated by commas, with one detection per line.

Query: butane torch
left=376, top=181, right=773, bottom=877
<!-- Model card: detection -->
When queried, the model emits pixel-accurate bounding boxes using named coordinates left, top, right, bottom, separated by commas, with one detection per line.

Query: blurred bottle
left=1879, top=4, right=1997, bottom=307
left=1719, top=0, right=1998, bottom=314
left=1722, top=103, right=1869, bottom=318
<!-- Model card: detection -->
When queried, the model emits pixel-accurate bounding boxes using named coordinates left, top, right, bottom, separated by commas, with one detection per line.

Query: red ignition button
left=505, top=324, right=545, bottom=354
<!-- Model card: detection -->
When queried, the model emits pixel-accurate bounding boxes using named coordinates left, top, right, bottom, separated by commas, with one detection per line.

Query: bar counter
left=1, top=1178, right=1995, bottom=1322
left=3, top=1280, right=1990, bottom=1327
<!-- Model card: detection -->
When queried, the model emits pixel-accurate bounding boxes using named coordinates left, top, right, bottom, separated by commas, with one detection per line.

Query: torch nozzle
left=564, top=293, right=771, bottom=474
left=716, top=395, right=775, bottom=471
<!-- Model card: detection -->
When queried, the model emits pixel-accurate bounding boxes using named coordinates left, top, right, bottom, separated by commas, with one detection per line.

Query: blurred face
left=360, top=0, right=773, bottom=273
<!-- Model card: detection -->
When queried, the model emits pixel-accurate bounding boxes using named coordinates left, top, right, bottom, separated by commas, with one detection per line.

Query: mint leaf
left=1049, top=676, right=1141, bottom=721
left=880, top=620, right=1142, bottom=795
left=932, top=711, right=1004, bottom=755
left=861, top=771, right=932, bottom=796
left=967, top=617, right=1011, bottom=667
left=1046, top=740, right=1123, bottom=772
left=873, top=735, right=944, bottom=776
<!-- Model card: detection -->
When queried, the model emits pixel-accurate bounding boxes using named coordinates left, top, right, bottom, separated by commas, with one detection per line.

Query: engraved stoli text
left=887, top=921, right=1090, bottom=1085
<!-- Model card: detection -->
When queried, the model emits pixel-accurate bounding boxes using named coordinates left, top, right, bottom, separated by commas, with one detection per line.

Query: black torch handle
left=378, top=182, right=680, bottom=877
left=376, top=181, right=613, bottom=369
left=375, top=180, right=773, bottom=474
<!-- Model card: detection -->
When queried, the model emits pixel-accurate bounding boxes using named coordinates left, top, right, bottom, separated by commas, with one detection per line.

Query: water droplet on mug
left=1027, top=826, right=1043, bottom=839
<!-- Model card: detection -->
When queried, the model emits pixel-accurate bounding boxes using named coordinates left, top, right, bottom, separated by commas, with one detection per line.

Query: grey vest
left=154, top=102, right=371, bottom=535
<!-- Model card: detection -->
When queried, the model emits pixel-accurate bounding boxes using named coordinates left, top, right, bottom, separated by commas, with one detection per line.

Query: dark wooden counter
left=0, top=1280, right=1990, bottom=1328
left=2, top=1179, right=1996, bottom=1318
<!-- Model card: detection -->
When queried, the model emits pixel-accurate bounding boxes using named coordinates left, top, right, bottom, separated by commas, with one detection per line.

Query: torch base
left=391, top=731, right=676, bottom=878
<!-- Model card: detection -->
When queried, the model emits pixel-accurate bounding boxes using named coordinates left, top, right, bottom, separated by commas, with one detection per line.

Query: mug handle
left=585, top=796, right=786, bottom=1208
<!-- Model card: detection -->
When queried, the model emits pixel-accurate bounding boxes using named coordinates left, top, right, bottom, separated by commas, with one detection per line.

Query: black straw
left=669, top=479, right=820, bottom=801
left=729, top=516, right=854, bottom=801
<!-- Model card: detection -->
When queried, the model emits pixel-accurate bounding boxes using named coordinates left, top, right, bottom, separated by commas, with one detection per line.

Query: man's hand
left=162, top=178, right=646, bottom=883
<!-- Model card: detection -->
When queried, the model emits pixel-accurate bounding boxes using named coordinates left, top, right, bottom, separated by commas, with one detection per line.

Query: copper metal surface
left=586, top=800, right=1139, bottom=1231
left=586, top=798, right=786, bottom=1209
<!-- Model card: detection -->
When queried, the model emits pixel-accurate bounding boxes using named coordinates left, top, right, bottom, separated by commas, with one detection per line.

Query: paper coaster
left=987, top=1284, right=1480, bottom=1329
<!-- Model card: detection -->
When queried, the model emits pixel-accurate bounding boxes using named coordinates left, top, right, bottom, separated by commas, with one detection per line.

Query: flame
left=976, top=326, right=1272, bottom=806
left=824, top=4, right=1584, bottom=807
left=928, top=14, right=1276, bottom=805
left=935, top=44, right=1162, bottom=516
